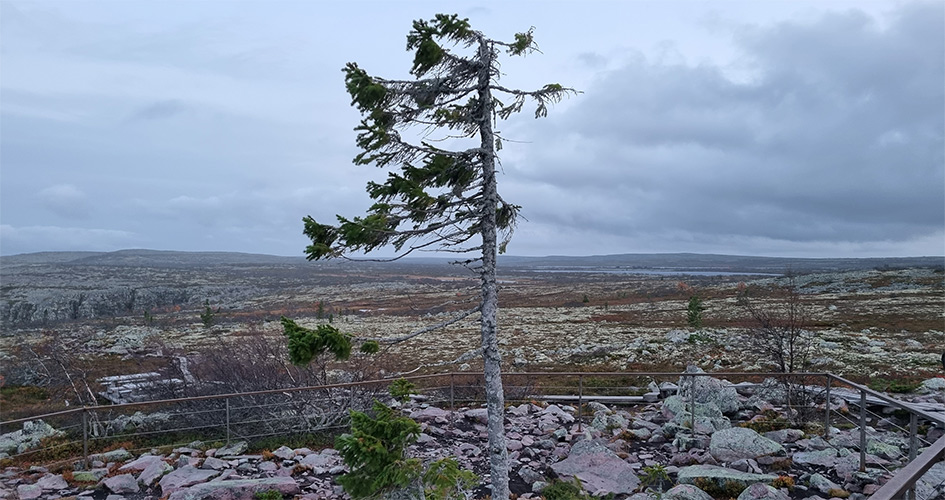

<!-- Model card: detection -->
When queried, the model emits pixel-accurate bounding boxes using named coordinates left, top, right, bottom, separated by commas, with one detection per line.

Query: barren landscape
left=1, top=250, right=943, bottom=420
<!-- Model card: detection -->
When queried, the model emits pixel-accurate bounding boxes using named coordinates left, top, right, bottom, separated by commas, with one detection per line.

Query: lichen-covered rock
left=92, top=447, right=133, bottom=463
left=35, top=474, right=68, bottom=490
left=677, top=366, right=740, bottom=415
left=736, top=483, right=790, bottom=500
left=709, top=427, right=784, bottom=462
left=158, top=465, right=221, bottom=496
left=72, top=468, right=109, bottom=482
left=167, top=476, right=300, bottom=500
left=662, top=483, right=715, bottom=500
left=550, top=439, right=641, bottom=495
left=919, top=377, right=945, bottom=393
left=677, top=465, right=777, bottom=489
left=139, top=458, right=174, bottom=487
left=808, top=473, right=842, bottom=494
left=792, top=448, right=839, bottom=467
left=0, top=420, right=64, bottom=456
left=214, top=441, right=248, bottom=457
left=104, top=474, right=140, bottom=494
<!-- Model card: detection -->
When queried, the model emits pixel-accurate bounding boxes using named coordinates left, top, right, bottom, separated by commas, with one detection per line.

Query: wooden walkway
left=830, top=387, right=945, bottom=425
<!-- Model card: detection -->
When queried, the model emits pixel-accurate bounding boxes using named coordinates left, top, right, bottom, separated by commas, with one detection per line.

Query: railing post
left=225, top=398, right=231, bottom=445
left=450, top=374, right=455, bottom=410
left=689, top=375, right=696, bottom=432
left=907, top=412, right=918, bottom=500
left=859, top=389, right=867, bottom=472
left=577, top=375, right=583, bottom=432
left=823, top=376, right=831, bottom=437
left=82, top=409, right=89, bottom=470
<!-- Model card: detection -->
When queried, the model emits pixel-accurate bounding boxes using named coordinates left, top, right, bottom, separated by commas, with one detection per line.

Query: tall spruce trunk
left=476, top=36, right=510, bottom=500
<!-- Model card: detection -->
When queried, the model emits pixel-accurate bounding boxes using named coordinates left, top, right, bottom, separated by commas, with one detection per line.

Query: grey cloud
left=129, top=99, right=188, bottom=121
left=511, top=1, right=943, bottom=253
left=38, top=184, right=91, bottom=219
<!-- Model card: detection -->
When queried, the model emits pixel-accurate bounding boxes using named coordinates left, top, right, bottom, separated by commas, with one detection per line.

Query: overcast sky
left=1, top=1, right=942, bottom=258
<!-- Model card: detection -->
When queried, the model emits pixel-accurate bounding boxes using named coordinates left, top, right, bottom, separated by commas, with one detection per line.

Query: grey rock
left=119, top=454, right=165, bottom=472
left=663, top=484, right=714, bottom=500
left=0, top=420, right=64, bottom=455
left=591, top=412, right=629, bottom=432
left=257, top=461, right=278, bottom=472
left=158, top=465, right=221, bottom=496
left=763, top=429, right=804, bottom=444
left=677, top=465, right=777, bottom=489
left=301, top=452, right=337, bottom=468
left=16, top=484, right=43, bottom=500
left=709, top=427, right=784, bottom=462
left=677, top=366, right=739, bottom=415
left=214, top=441, right=248, bottom=457
left=809, top=473, right=842, bottom=494
left=519, top=465, right=543, bottom=484
left=464, top=408, right=489, bottom=424
left=201, top=457, right=230, bottom=470
left=167, top=476, right=300, bottom=500
left=792, top=448, right=839, bottom=467
left=737, top=483, right=790, bottom=500
left=72, top=468, right=109, bottom=482
left=409, top=407, right=449, bottom=421
left=919, top=377, right=945, bottom=393
left=104, top=474, right=140, bottom=494
left=92, top=447, right=134, bottom=463
left=550, top=441, right=641, bottom=495
left=139, top=458, right=174, bottom=487
left=36, top=473, right=68, bottom=490
left=271, top=445, right=295, bottom=460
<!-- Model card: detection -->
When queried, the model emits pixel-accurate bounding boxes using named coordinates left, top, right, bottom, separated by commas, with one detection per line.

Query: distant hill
left=1, top=249, right=307, bottom=268
left=498, top=253, right=945, bottom=274
left=2, top=249, right=942, bottom=273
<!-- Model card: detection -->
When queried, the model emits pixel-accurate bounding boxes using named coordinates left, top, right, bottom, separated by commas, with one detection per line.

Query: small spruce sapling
left=686, top=295, right=705, bottom=329
left=335, top=401, right=475, bottom=499
left=389, top=378, right=416, bottom=404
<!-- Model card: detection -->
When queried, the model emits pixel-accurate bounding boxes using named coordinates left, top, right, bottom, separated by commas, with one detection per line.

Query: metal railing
left=2, top=371, right=943, bottom=498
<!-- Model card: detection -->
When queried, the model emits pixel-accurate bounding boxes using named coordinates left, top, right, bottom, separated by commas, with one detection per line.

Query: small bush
left=543, top=477, right=588, bottom=500
left=868, top=378, right=922, bottom=393
left=254, top=490, right=283, bottom=500
left=740, top=409, right=791, bottom=433
left=692, top=478, right=746, bottom=498
left=772, top=475, right=795, bottom=490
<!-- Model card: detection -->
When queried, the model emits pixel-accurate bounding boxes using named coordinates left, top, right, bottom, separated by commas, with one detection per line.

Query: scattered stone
left=677, top=465, right=778, bottom=489
left=709, top=427, right=784, bottom=463
left=16, top=484, right=42, bottom=500
left=550, top=440, right=641, bottom=495
left=737, top=483, right=790, bottom=500
left=272, top=446, right=296, bottom=460
left=72, top=468, right=109, bottom=482
left=0, top=420, right=64, bottom=456
left=663, top=483, right=714, bottom=500
left=215, top=441, right=248, bottom=457
left=809, top=473, right=842, bottom=495
left=104, top=474, right=140, bottom=494
left=159, top=465, right=221, bottom=496
left=167, top=476, right=300, bottom=500
left=139, top=458, right=174, bottom=487
left=35, top=474, right=68, bottom=490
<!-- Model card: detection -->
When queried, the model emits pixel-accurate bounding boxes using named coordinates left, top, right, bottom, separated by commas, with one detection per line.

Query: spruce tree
left=300, top=14, right=573, bottom=498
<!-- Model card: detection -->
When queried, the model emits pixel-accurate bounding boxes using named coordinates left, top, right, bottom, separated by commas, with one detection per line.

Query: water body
left=526, top=267, right=782, bottom=277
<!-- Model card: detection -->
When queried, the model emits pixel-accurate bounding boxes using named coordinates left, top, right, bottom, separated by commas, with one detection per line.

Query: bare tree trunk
left=477, top=36, right=510, bottom=500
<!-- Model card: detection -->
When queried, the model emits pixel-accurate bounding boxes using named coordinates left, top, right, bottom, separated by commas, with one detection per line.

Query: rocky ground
left=2, top=371, right=944, bottom=500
